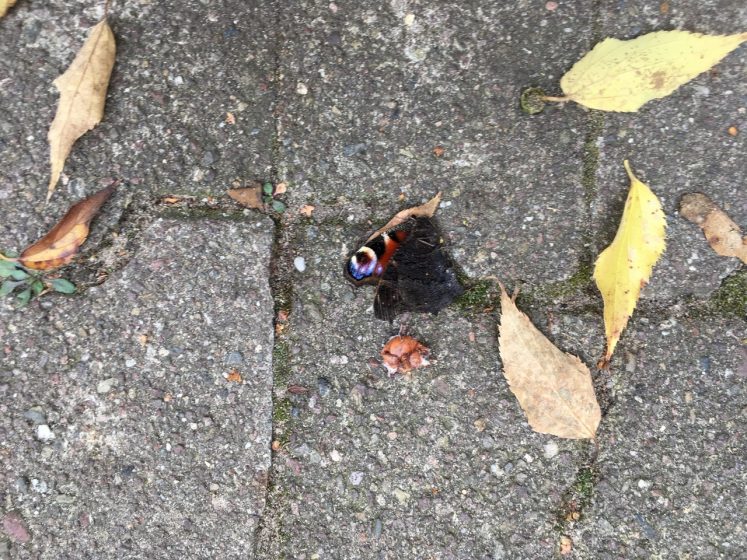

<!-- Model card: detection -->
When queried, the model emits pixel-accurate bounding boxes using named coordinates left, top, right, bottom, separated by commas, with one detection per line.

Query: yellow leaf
left=560, top=30, right=747, bottom=112
left=0, top=0, right=17, bottom=18
left=594, top=161, right=666, bottom=366
left=47, top=19, right=116, bottom=201
left=497, top=284, right=600, bottom=439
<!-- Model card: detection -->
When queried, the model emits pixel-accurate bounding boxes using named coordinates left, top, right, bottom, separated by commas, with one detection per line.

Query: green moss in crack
left=272, top=341, right=291, bottom=386
left=581, top=111, right=604, bottom=204
left=555, top=463, right=599, bottom=529
left=539, top=262, right=594, bottom=301
left=454, top=279, right=498, bottom=310
left=708, top=271, right=747, bottom=316
left=273, top=397, right=292, bottom=425
left=574, top=465, right=596, bottom=503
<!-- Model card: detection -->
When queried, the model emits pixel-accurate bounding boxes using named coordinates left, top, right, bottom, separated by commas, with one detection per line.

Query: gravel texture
left=1, top=0, right=745, bottom=559
left=0, top=219, right=275, bottom=558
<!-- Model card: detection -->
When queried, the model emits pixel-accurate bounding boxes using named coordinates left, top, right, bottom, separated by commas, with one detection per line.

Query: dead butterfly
left=345, top=211, right=463, bottom=321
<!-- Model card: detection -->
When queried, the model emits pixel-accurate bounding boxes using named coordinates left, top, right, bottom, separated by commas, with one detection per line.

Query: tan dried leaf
left=498, top=284, right=600, bottom=439
left=226, top=369, right=242, bottom=383
left=228, top=184, right=263, bottom=209
left=47, top=19, right=116, bottom=201
left=366, top=192, right=442, bottom=243
left=680, top=193, right=747, bottom=264
left=300, top=204, right=315, bottom=217
left=20, top=184, right=117, bottom=270
left=559, top=536, right=573, bottom=555
left=0, top=0, right=17, bottom=18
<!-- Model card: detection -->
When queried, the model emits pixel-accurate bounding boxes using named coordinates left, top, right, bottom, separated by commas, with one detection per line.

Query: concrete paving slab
left=571, top=313, right=746, bottom=559
left=276, top=1, right=598, bottom=285
left=256, top=222, right=597, bottom=559
left=593, top=0, right=747, bottom=300
left=0, top=0, right=276, bottom=245
left=0, top=218, right=274, bottom=559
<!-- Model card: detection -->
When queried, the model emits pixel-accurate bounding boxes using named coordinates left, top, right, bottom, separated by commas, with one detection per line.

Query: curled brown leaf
left=20, top=185, right=117, bottom=270
left=679, top=192, right=747, bottom=264
left=366, top=192, right=442, bottom=243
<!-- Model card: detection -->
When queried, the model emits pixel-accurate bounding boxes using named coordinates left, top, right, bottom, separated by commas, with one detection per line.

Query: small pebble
left=317, top=377, right=331, bottom=397
left=349, top=471, right=364, bottom=485
left=330, top=449, right=342, bottom=462
left=393, top=488, right=410, bottom=503
left=294, top=256, right=306, bottom=272
left=36, top=424, right=55, bottom=442
left=31, top=479, right=48, bottom=493
left=97, top=378, right=116, bottom=394
left=373, top=519, right=383, bottom=539
left=2, top=512, right=31, bottom=543
left=544, top=441, right=559, bottom=459
left=200, top=151, right=215, bottom=166
left=296, top=82, right=308, bottom=95
left=225, top=351, right=244, bottom=365
left=23, top=407, right=46, bottom=424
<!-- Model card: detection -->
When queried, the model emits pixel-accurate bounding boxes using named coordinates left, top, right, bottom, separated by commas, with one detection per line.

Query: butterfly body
left=345, top=216, right=463, bottom=321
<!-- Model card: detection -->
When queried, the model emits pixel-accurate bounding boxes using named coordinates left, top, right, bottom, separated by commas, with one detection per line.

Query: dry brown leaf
left=226, top=369, right=242, bottom=383
left=498, top=284, right=600, bottom=439
left=47, top=19, right=116, bottom=201
left=0, top=0, right=17, bottom=18
left=366, top=192, right=442, bottom=243
left=380, top=335, right=430, bottom=375
left=300, top=204, right=315, bottom=217
left=20, top=184, right=116, bottom=270
left=680, top=193, right=747, bottom=264
left=228, top=184, right=263, bottom=209
left=274, top=182, right=288, bottom=194
left=559, top=536, right=573, bottom=555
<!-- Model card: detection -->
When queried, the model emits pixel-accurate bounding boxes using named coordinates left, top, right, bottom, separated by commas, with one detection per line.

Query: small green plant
left=262, top=182, right=287, bottom=213
left=0, top=255, right=76, bottom=308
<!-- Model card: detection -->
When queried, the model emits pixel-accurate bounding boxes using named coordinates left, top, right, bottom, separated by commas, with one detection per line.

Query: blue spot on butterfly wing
left=348, top=252, right=377, bottom=280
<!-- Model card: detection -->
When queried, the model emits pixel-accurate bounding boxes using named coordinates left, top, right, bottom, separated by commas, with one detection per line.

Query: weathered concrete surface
left=277, top=1, right=596, bottom=285
left=0, top=0, right=276, bottom=247
left=0, top=0, right=745, bottom=559
left=257, top=223, right=590, bottom=559
left=593, top=0, right=747, bottom=300
left=0, top=219, right=275, bottom=559
left=573, top=314, right=747, bottom=559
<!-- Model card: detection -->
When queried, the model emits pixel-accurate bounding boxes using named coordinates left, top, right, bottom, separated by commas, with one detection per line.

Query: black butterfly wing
left=392, top=217, right=463, bottom=315
left=373, top=279, right=401, bottom=321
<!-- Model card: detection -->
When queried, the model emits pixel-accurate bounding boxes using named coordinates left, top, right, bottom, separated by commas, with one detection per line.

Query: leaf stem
left=541, top=95, right=571, bottom=103
left=104, top=0, right=111, bottom=18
